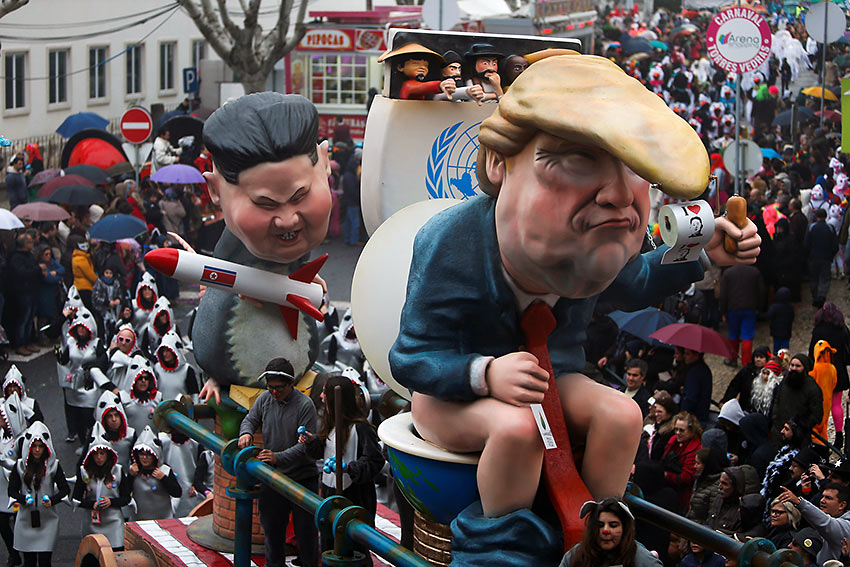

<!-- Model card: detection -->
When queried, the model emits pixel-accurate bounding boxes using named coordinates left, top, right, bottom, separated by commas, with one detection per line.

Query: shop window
left=309, top=54, right=368, bottom=105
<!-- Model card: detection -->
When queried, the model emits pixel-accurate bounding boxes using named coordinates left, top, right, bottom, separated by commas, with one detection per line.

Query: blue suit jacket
left=389, top=196, right=704, bottom=402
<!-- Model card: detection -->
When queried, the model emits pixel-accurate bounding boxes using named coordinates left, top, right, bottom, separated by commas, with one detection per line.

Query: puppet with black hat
left=433, top=50, right=485, bottom=104
left=463, top=43, right=504, bottom=102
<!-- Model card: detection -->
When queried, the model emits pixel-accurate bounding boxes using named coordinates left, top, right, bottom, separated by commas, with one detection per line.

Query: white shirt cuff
left=469, top=356, right=494, bottom=397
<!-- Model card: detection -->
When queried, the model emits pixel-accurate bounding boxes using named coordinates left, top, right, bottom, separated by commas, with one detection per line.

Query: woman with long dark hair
left=8, top=422, right=69, bottom=567
left=560, top=497, right=660, bottom=567
left=808, top=301, right=849, bottom=452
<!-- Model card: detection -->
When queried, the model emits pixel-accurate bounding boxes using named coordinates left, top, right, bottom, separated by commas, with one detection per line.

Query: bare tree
left=177, top=0, right=309, bottom=93
left=0, top=0, right=29, bottom=19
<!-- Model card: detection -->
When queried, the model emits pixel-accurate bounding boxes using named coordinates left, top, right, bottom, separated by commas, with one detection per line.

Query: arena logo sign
left=706, top=7, right=771, bottom=74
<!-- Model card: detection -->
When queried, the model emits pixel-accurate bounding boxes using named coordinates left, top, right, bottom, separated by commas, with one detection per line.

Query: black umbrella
left=621, top=37, right=654, bottom=55
left=64, top=164, right=108, bottom=185
left=47, top=186, right=107, bottom=206
left=771, top=106, right=816, bottom=127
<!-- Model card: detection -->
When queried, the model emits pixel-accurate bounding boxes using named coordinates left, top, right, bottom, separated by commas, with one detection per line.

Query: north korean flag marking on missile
left=200, top=265, right=237, bottom=288
left=145, top=247, right=327, bottom=339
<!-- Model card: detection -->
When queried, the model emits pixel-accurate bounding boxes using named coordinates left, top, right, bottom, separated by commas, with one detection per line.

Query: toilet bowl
left=378, top=412, right=479, bottom=525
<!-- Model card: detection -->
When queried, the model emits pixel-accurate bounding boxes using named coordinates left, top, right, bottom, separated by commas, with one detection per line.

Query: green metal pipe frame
left=156, top=400, right=432, bottom=567
left=156, top=399, right=802, bottom=567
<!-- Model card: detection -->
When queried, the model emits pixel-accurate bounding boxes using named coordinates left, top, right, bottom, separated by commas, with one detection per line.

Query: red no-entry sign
left=120, top=107, right=153, bottom=144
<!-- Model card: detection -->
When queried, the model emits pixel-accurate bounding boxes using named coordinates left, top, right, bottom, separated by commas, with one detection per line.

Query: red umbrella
left=36, top=174, right=94, bottom=199
left=649, top=323, right=735, bottom=358
left=12, top=202, right=70, bottom=222
left=816, top=109, right=842, bottom=122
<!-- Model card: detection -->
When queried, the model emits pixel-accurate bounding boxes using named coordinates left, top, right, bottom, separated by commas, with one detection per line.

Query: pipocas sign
left=296, top=28, right=387, bottom=53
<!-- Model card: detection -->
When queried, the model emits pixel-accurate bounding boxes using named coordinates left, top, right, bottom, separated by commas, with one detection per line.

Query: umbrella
left=801, top=86, right=839, bottom=101
left=670, top=23, right=699, bottom=37
left=12, top=202, right=69, bottom=222
left=47, top=186, right=107, bottom=206
left=150, top=163, right=205, bottom=185
left=650, top=40, right=668, bottom=51
left=771, top=106, right=816, bottom=126
left=621, top=37, right=654, bottom=55
left=834, top=54, right=850, bottom=67
left=649, top=323, right=735, bottom=358
left=761, top=147, right=782, bottom=159
left=106, top=162, right=135, bottom=180
left=0, top=209, right=24, bottom=230
left=88, top=213, right=148, bottom=242
left=36, top=174, right=94, bottom=199
left=56, top=112, right=109, bottom=139
left=817, top=109, right=842, bottom=121
left=28, top=169, right=61, bottom=188
left=640, top=30, right=659, bottom=40
left=608, top=307, right=676, bottom=342
left=64, top=164, right=108, bottom=185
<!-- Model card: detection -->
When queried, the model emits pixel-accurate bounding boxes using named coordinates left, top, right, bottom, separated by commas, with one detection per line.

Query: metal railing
left=154, top=398, right=431, bottom=567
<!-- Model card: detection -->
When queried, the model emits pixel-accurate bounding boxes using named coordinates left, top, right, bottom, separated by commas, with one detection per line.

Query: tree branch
left=0, top=0, right=29, bottom=19
left=178, top=0, right=233, bottom=62
left=216, top=0, right=243, bottom=41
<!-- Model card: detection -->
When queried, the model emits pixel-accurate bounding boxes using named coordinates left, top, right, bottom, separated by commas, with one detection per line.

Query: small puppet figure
left=72, top=423, right=131, bottom=550
left=154, top=330, right=199, bottom=401
left=500, top=54, right=530, bottom=90
left=378, top=43, right=457, bottom=101
left=128, top=426, right=181, bottom=521
left=119, top=355, right=162, bottom=435
left=388, top=55, right=760, bottom=565
left=432, top=50, right=485, bottom=103
left=132, top=272, right=158, bottom=328
left=3, top=365, right=42, bottom=425
left=9, top=422, right=70, bottom=565
left=92, top=391, right=136, bottom=469
left=463, top=43, right=504, bottom=102
left=192, top=93, right=334, bottom=401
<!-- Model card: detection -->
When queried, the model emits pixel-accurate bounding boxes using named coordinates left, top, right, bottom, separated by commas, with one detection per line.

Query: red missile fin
left=286, top=293, right=324, bottom=322
left=288, top=254, right=328, bottom=283
left=280, top=306, right=300, bottom=340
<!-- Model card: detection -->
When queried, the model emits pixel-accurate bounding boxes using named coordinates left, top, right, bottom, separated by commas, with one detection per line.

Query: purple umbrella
left=28, top=169, right=61, bottom=188
left=12, top=202, right=70, bottom=222
left=150, top=164, right=205, bottom=185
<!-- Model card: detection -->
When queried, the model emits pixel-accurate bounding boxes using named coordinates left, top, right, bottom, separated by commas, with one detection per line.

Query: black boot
left=836, top=431, right=844, bottom=455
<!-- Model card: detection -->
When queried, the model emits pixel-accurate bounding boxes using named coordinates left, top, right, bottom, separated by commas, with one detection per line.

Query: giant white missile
left=144, top=248, right=327, bottom=340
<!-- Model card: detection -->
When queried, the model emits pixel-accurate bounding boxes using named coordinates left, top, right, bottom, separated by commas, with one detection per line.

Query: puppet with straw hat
left=378, top=43, right=458, bottom=100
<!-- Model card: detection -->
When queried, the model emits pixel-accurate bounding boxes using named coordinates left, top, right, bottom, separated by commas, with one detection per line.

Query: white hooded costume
left=154, top=330, right=199, bottom=401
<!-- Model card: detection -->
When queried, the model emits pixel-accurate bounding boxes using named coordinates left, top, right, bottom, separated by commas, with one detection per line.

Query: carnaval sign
left=706, top=8, right=771, bottom=73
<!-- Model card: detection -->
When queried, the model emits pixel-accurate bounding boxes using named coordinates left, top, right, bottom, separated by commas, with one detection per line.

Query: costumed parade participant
left=809, top=340, right=838, bottom=457
left=0, top=392, right=32, bottom=567
left=91, top=391, right=135, bottom=469
left=158, top=429, right=202, bottom=517
left=190, top=92, right=333, bottom=402
left=56, top=308, right=111, bottom=448
left=128, top=426, right=181, bottom=521
left=153, top=330, right=199, bottom=401
left=91, top=267, right=123, bottom=342
left=3, top=365, right=42, bottom=425
left=9, top=422, right=70, bottom=567
left=118, top=355, right=162, bottom=435
left=131, top=273, right=158, bottom=329
left=73, top=422, right=131, bottom=551
left=140, top=297, right=177, bottom=358
left=106, top=324, right=140, bottom=392
left=388, top=54, right=760, bottom=566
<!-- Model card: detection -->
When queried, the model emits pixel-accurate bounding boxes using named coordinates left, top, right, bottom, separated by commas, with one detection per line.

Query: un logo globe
left=425, top=120, right=482, bottom=201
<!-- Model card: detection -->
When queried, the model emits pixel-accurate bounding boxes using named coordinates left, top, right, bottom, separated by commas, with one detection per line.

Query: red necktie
left=520, top=301, right=593, bottom=550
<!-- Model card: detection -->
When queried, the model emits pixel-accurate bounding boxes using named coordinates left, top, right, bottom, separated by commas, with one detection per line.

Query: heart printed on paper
left=687, top=204, right=701, bottom=214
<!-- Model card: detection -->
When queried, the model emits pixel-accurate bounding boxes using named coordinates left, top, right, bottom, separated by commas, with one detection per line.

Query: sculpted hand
left=467, top=85, right=485, bottom=105
left=705, top=217, right=761, bottom=266
left=199, top=378, right=221, bottom=405
left=439, top=79, right=456, bottom=100
left=485, top=352, right=549, bottom=406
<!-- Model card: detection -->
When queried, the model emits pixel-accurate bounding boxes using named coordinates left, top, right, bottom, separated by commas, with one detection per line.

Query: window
left=4, top=52, right=26, bottom=110
left=126, top=44, right=143, bottom=95
left=192, top=39, right=206, bottom=70
left=48, top=49, right=69, bottom=104
left=159, top=42, right=175, bottom=91
left=89, top=46, right=107, bottom=100
left=310, top=54, right=368, bottom=105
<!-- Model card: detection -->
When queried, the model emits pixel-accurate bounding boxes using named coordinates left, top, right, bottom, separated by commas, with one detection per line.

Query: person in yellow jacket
left=810, top=339, right=838, bottom=458
left=71, top=238, right=97, bottom=312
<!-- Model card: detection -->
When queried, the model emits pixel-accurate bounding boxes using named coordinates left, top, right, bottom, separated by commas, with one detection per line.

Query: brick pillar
left=212, top=418, right=266, bottom=545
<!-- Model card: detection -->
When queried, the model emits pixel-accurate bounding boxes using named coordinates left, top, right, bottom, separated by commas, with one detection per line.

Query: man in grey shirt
left=239, top=358, right=318, bottom=567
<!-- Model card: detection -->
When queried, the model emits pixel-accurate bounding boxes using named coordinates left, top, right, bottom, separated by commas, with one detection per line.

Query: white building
left=0, top=1, right=227, bottom=141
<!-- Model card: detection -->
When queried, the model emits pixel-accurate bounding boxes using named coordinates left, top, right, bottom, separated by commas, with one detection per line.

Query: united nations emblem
left=425, top=121, right=483, bottom=200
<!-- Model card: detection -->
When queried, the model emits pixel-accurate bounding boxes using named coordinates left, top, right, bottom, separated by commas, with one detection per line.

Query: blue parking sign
left=183, top=67, right=199, bottom=93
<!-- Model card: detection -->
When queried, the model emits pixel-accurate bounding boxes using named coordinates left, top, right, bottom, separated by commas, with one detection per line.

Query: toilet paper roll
left=658, top=200, right=714, bottom=265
